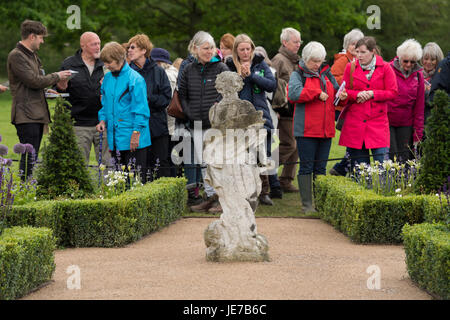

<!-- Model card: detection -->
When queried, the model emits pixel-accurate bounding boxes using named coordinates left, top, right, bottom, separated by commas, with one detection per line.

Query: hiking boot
left=298, top=174, right=317, bottom=213
left=190, top=194, right=219, bottom=213
left=259, top=194, right=274, bottom=206
left=208, top=202, right=223, bottom=214
left=280, top=181, right=299, bottom=193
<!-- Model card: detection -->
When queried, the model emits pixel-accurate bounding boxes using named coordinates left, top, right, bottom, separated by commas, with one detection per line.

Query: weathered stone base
left=204, top=220, right=270, bottom=262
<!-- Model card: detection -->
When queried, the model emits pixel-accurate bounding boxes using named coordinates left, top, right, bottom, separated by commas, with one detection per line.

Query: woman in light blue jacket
left=96, top=42, right=151, bottom=181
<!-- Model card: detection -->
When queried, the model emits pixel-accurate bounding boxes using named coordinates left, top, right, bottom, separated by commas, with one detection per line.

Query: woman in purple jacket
left=387, top=39, right=425, bottom=162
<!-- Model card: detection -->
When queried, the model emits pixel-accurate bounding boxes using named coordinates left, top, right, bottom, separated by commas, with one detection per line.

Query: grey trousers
left=74, top=126, right=111, bottom=166
left=389, top=126, right=413, bottom=162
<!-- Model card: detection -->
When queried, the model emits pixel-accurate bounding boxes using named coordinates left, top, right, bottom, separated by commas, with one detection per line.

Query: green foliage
left=35, top=97, right=94, bottom=200
left=402, top=222, right=450, bottom=299
left=0, top=226, right=56, bottom=300
left=314, top=175, right=444, bottom=243
left=415, top=90, right=450, bottom=194
left=7, top=177, right=187, bottom=247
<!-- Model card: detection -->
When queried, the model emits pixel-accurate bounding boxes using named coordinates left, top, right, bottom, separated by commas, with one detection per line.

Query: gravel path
left=23, top=218, right=431, bottom=300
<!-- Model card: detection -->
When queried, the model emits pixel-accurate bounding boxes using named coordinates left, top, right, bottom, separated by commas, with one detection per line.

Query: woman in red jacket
left=387, top=39, right=425, bottom=162
left=339, top=37, right=398, bottom=169
left=288, top=41, right=347, bottom=212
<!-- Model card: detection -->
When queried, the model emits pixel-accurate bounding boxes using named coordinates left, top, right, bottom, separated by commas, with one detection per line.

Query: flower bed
left=0, top=226, right=56, bottom=300
left=314, top=175, right=444, bottom=243
left=6, top=177, right=187, bottom=247
left=402, top=223, right=450, bottom=299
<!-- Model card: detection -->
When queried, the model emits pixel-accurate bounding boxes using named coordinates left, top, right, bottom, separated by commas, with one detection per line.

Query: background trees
left=0, top=0, right=448, bottom=78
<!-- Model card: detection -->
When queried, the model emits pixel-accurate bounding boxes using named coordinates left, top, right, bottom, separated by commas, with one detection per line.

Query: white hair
left=397, top=39, right=423, bottom=61
left=190, top=31, right=216, bottom=58
left=302, top=41, right=326, bottom=62
left=280, top=27, right=301, bottom=44
left=422, top=42, right=444, bottom=64
left=343, top=28, right=364, bottom=51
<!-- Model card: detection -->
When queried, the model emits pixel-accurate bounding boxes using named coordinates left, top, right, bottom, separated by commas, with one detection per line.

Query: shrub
left=35, top=97, right=94, bottom=200
left=314, top=175, right=443, bottom=243
left=7, top=177, right=186, bottom=247
left=0, top=226, right=56, bottom=300
left=415, top=90, right=450, bottom=194
left=402, top=223, right=450, bottom=299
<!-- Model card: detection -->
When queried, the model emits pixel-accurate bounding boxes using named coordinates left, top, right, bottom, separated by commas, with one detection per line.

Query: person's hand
left=100, top=77, right=104, bottom=85
left=57, top=70, right=72, bottom=81
left=339, top=89, right=348, bottom=101
left=319, top=91, right=329, bottom=101
left=356, top=90, right=373, bottom=103
left=46, top=89, right=59, bottom=95
left=57, top=79, right=69, bottom=91
left=425, top=83, right=431, bottom=92
left=130, top=131, right=140, bottom=152
left=241, top=63, right=251, bottom=77
left=96, top=120, right=106, bottom=133
left=0, top=84, right=8, bottom=93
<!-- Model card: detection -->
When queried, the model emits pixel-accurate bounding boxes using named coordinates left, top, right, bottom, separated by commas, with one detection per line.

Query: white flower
left=397, top=194, right=403, bottom=197
left=395, top=188, right=401, bottom=193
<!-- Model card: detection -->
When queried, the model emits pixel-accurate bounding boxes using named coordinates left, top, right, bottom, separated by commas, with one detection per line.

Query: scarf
left=360, top=55, right=376, bottom=80
left=422, top=68, right=435, bottom=81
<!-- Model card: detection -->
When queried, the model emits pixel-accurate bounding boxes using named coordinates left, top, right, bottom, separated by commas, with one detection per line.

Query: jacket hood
left=390, top=57, right=423, bottom=78
left=334, top=51, right=354, bottom=63
left=298, top=60, right=330, bottom=77
left=71, top=48, right=103, bottom=68
left=130, top=57, right=157, bottom=72
left=278, top=45, right=300, bottom=65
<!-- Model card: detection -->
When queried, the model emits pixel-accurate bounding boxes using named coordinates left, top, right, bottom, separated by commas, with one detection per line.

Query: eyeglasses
left=129, top=45, right=136, bottom=50
left=402, top=59, right=417, bottom=65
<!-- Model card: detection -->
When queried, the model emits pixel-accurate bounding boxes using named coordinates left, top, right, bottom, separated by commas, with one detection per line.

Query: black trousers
left=15, top=123, right=43, bottom=180
left=112, top=147, right=148, bottom=183
left=389, top=126, right=413, bottom=162
left=147, top=134, right=170, bottom=180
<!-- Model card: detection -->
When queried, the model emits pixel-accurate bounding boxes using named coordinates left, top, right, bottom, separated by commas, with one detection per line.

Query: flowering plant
left=352, top=159, right=421, bottom=196
left=99, top=163, right=143, bottom=199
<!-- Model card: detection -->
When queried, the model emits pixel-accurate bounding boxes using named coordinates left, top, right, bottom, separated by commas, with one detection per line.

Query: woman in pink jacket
left=387, top=39, right=425, bottom=162
left=339, top=37, right=398, bottom=169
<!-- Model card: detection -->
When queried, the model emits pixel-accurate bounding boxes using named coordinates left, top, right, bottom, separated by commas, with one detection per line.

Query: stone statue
left=203, top=71, right=270, bottom=262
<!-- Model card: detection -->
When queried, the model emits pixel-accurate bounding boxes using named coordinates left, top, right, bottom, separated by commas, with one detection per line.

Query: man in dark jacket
left=430, top=51, right=450, bottom=99
left=7, top=20, right=71, bottom=180
left=56, top=32, right=110, bottom=166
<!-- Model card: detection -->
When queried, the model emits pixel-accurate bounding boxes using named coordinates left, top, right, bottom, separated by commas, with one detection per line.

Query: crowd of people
left=5, top=20, right=450, bottom=214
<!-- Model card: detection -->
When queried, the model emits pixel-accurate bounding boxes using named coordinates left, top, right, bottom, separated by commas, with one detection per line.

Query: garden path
left=23, top=218, right=431, bottom=300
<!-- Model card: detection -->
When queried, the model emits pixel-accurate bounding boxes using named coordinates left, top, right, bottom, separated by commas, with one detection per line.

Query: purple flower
left=0, top=144, right=8, bottom=156
left=13, top=143, right=26, bottom=154
left=0, top=134, right=2, bottom=143
left=24, top=143, right=35, bottom=154
left=1, top=158, right=12, bottom=166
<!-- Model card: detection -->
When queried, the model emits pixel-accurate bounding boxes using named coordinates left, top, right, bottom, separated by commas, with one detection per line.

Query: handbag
left=167, top=89, right=185, bottom=120
left=336, top=61, right=356, bottom=131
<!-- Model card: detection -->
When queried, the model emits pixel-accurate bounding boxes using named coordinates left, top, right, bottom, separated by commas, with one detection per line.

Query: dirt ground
left=23, top=217, right=431, bottom=300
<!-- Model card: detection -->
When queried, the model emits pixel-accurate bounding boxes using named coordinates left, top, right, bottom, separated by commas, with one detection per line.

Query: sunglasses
left=402, top=59, right=417, bottom=65
left=129, top=45, right=137, bottom=50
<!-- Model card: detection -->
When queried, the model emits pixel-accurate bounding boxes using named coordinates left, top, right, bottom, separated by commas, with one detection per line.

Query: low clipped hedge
left=0, top=226, right=56, bottom=300
left=402, top=223, right=450, bottom=299
left=6, top=177, right=187, bottom=247
left=314, top=175, right=444, bottom=243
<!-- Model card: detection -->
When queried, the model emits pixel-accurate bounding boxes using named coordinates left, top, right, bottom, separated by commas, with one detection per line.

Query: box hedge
left=314, top=175, right=445, bottom=243
left=0, top=226, right=56, bottom=300
left=6, top=177, right=187, bottom=247
left=402, top=223, right=450, bottom=299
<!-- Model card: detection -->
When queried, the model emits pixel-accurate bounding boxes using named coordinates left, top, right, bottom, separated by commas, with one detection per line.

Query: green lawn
left=1, top=92, right=347, bottom=217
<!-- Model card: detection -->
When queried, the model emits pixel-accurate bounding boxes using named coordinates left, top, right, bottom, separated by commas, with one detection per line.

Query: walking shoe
left=259, top=194, right=274, bottom=206
left=270, top=187, right=283, bottom=199
left=280, top=182, right=299, bottom=193
left=208, top=202, right=223, bottom=214
left=190, top=194, right=219, bottom=213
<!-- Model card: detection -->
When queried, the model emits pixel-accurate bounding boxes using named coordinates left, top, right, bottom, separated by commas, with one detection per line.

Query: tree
left=35, top=98, right=94, bottom=199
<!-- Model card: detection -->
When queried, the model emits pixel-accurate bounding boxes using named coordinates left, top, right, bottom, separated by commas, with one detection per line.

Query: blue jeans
left=347, top=144, right=389, bottom=170
left=296, top=137, right=332, bottom=176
